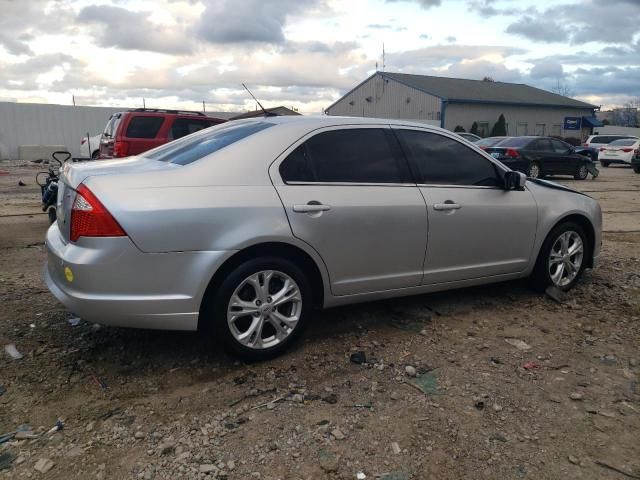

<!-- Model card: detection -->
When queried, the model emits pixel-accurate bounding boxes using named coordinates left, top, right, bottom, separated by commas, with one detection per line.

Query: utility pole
left=72, top=95, right=76, bottom=106
left=143, top=98, right=146, bottom=109
left=202, top=100, right=206, bottom=112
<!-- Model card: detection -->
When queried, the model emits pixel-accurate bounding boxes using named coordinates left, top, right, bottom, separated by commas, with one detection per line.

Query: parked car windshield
left=476, top=137, right=510, bottom=147
left=141, top=120, right=273, bottom=165
left=609, top=139, right=637, bottom=147
left=495, top=137, right=532, bottom=148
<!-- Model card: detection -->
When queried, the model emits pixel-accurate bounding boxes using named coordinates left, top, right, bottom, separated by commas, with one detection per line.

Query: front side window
left=126, top=116, right=164, bottom=139
left=396, top=129, right=501, bottom=187
left=280, top=128, right=410, bottom=184
left=531, top=139, right=552, bottom=151
left=142, top=120, right=273, bottom=165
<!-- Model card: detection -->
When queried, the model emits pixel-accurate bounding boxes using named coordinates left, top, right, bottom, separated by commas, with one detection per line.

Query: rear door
left=528, top=138, right=557, bottom=174
left=273, top=126, right=428, bottom=296
left=122, top=115, right=166, bottom=155
left=393, top=127, right=538, bottom=284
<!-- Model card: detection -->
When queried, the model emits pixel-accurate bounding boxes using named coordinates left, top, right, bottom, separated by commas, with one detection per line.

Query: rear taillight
left=70, top=184, right=126, bottom=242
left=113, top=140, right=129, bottom=157
left=81, top=139, right=87, bottom=145
left=582, top=143, right=588, bottom=147
left=622, top=148, right=633, bottom=152
left=505, top=148, right=520, bottom=158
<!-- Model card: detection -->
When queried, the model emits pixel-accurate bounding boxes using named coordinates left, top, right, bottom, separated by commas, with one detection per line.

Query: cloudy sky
left=0, top=0, right=639, bottom=114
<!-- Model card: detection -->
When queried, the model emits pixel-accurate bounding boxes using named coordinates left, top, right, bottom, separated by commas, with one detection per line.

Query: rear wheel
left=574, top=163, right=589, bottom=180
left=530, top=221, right=588, bottom=292
left=527, top=161, right=541, bottom=178
left=91, top=150, right=100, bottom=160
left=47, top=207, right=56, bottom=225
left=204, top=257, right=311, bottom=361
left=633, top=164, right=640, bottom=174
left=600, top=161, right=610, bottom=167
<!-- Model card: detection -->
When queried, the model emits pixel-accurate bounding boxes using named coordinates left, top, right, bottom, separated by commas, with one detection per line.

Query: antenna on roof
left=241, top=83, right=276, bottom=117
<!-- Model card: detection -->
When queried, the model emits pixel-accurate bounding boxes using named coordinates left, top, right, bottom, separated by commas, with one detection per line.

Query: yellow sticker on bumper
left=64, top=267, right=74, bottom=283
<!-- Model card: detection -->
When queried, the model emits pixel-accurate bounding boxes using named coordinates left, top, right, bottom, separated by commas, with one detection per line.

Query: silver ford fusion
left=45, top=116, right=602, bottom=360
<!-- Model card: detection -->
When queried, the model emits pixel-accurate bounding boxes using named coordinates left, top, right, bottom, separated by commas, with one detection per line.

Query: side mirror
left=504, top=171, right=526, bottom=191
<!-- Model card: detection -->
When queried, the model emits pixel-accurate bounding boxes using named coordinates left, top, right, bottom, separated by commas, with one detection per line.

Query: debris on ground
left=545, top=285, right=568, bottom=303
left=0, top=385, right=6, bottom=396
left=33, top=458, right=55, bottom=474
left=505, top=338, right=532, bottom=351
left=404, top=365, right=417, bottom=377
left=67, top=316, right=81, bottom=326
left=4, top=343, right=23, bottom=360
left=409, top=371, right=439, bottom=395
left=0, top=452, right=15, bottom=471
left=350, top=351, right=366, bottom=364
left=523, top=361, right=540, bottom=370
left=18, top=180, right=26, bottom=186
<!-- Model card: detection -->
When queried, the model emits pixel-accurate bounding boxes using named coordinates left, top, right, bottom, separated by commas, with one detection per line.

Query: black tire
left=600, top=161, right=610, bottom=167
left=633, top=165, right=640, bottom=174
left=47, top=207, right=57, bottom=225
left=527, top=161, right=541, bottom=178
left=574, top=163, right=589, bottom=180
left=529, top=221, right=589, bottom=292
left=203, top=257, right=312, bottom=361
left=91, top=150, right=100, bottom=160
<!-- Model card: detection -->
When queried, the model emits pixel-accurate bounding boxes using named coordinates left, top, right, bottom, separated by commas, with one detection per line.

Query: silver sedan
left=45, top=117, right=602, bottom=360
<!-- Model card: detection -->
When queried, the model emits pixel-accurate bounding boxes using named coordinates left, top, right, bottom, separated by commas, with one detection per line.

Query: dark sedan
left=485, top=136, right=596, bottom=180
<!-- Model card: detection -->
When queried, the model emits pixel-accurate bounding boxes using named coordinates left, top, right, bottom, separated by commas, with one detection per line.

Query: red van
left=99, top=109, right=226, bottom=158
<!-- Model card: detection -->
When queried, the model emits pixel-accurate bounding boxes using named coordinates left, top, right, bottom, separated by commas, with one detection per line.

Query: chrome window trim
left=282, top=181, right=416, bottom=187
left=416, top=184, right=505, bottom=190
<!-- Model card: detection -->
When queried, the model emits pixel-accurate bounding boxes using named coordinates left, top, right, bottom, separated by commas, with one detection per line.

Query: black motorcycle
left=36, top=151, right=71, bottom=224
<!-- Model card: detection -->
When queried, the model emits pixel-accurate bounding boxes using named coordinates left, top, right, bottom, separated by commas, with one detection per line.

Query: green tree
left=490, top=114, right=507, bottom=136
left=470, top=122, right=479, bottom=136
left=453, top=125, right=466, bottom=132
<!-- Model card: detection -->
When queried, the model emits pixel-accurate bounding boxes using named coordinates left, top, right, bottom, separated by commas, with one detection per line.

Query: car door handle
left=433, top=202, right=461, bottom=211
left=293, top=203, right=331, bottom=213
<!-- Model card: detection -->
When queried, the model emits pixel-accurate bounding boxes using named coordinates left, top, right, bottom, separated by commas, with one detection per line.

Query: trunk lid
left=56, top=157, right=177, bottom=243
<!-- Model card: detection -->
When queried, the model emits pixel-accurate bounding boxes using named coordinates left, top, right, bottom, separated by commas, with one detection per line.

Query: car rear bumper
left=599, top=156, right=632, bottom=165
left=44, top=222, right=234, bottom=330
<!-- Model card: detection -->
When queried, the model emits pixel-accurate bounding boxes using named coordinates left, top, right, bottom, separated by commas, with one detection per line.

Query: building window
left=535, top=124, right=546, bottom=136
left=477, top=121, right=489, bottom=137
left=516, top=122, right=528, bottom=136
left=551, top=124, right=562, bottom=136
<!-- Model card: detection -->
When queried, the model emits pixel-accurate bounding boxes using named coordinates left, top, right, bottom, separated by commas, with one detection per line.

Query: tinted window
left=476, top=137, right=509, bottom=147
left=169, top=118, right=214, bottom=140
left=126, top=116, right=164, bottom=139
left=397, top=130, right=501, bottom=187
left=531, top=139, right=552, bottom=151
left=142, top=121, right=273, bottom=165
left=551, top=139, right=570, bottom=153
left=497, top=137, right=533, bottom=148
left=281, top=128, right=409, bottom=184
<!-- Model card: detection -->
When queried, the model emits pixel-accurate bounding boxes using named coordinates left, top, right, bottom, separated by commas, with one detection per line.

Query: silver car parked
left=45, top=117, right=602, bottom=360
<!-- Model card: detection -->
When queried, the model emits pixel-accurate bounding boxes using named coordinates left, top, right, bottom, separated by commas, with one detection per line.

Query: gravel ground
left=0, top=160, right=639, bottom=480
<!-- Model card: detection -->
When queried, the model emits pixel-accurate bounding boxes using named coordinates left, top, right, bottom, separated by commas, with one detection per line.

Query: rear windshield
left=609, top=139, right=637, bottom=146
left=476, top=137, right=509, bottom=147
left=495, top=137, right=532, bottom=148
left=103, top=113, right=122, bottom=138
left=141, top=120, right=273, bottom=165
left=126, top=116, right=165, bottom=139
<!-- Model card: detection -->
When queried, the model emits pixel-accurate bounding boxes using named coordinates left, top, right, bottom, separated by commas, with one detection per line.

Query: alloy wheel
left=548, top=231, right=584, bottom=287
left=227, top=270, right=302, bottom=350
left=528, top=163, right=540, bottom=178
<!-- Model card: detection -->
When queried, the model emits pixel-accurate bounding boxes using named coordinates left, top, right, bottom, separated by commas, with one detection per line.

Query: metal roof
left=370, top=72, right=597, bottom=109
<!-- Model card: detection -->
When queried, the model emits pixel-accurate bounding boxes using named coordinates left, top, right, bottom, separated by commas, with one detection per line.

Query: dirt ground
left=0, top=160, right=639, bottom=480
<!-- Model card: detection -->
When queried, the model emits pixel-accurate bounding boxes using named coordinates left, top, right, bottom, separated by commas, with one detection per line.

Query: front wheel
left=530, top=222, right=588, bottom=292
left=527, top=161, right=541, bottom=178
left=574, top=163, right=589, bottom=180
left=633, top=164, right=640, bottom=174
left=203, top=257, right=312, bottom=361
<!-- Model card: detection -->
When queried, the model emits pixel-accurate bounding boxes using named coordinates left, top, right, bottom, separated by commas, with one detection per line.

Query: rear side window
left=169, top=118, right=215, bottom=140
left=396, top=130, right=501, bottom=187
left=126, top=116, right=165, bottom=139
left=142, top=120, right=273, bottom=165
left=280, top=128, right=410, bottom=184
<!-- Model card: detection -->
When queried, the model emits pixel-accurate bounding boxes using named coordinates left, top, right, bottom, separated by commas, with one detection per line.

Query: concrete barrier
left=18, top=145, right=68, bottom=161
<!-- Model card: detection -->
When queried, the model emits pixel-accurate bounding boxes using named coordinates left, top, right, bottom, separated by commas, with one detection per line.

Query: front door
left=393, top=127, right=538, bottom=285
left=272, top=126, right=428, bottom=296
